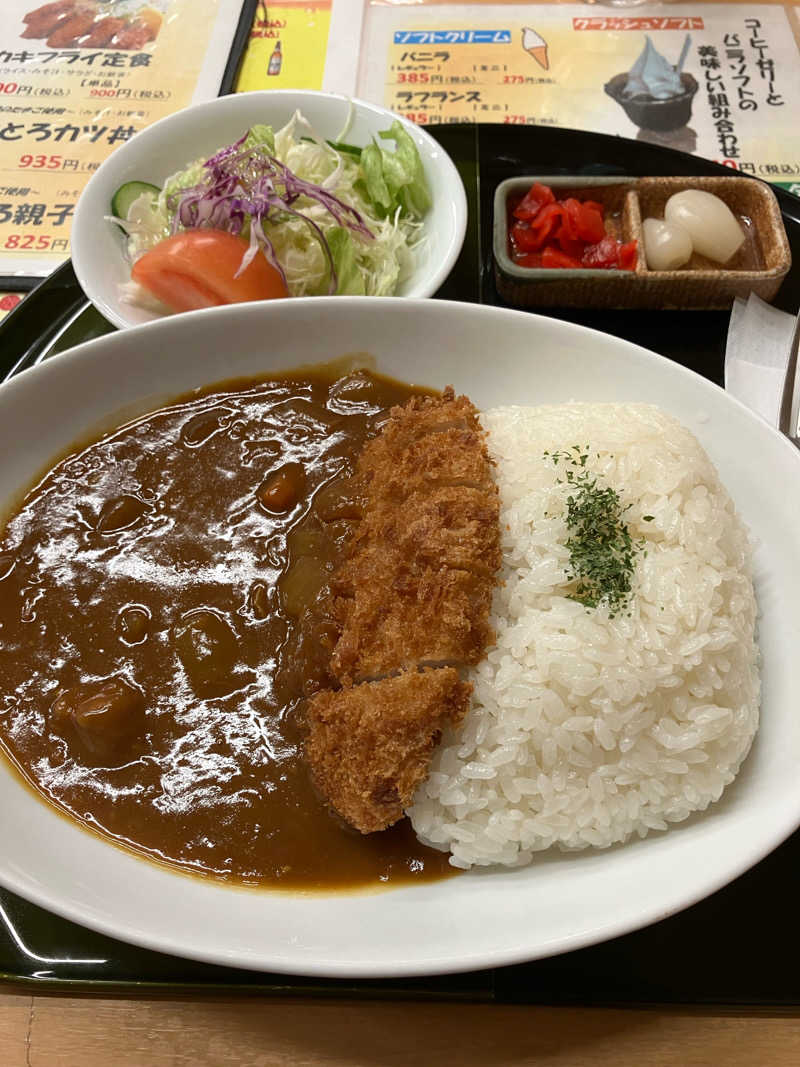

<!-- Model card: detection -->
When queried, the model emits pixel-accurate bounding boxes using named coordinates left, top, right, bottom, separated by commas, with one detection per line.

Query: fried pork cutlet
left=331, top=560, right=494, bottom=683
left=374, top=386, right=482, bottom=446
left=344, top=485, right=502, bottom=579
left=329, top=389, right=500, bottom=685
left=304, top=387, right=501, bottom=833
left=360, top=425, right=495, bottom=502
left=306, top=669, right=471, bottom=834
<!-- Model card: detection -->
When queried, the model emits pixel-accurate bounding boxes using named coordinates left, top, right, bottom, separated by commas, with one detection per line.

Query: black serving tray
left=1, top=124, right=800, bottom=1002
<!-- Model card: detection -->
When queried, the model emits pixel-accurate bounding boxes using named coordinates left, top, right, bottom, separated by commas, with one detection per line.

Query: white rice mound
left=409, top=403, right=760, bottom=869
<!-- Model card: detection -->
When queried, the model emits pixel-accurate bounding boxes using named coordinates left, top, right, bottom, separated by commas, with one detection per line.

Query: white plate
left=1, top=298, right=799, bottom=978
left=71, top=90, right=467, bottom=329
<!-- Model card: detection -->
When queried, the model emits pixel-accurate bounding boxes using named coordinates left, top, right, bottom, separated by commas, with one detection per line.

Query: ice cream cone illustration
left=522, top=27, right=549, bottom=71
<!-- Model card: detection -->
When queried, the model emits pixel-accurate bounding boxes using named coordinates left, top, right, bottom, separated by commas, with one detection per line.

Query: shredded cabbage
left=115, top=110, right=429, bottom=299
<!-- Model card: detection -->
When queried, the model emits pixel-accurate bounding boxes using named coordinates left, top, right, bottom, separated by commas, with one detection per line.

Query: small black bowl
left=604, top=72, right=699, bottom=133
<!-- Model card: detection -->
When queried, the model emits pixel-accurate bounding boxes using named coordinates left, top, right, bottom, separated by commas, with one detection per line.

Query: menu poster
left=0, top=0, right=252, bottom=284
left=236, top=0, right=331, bottom=93
left=349, top=2, right=800, bottom=195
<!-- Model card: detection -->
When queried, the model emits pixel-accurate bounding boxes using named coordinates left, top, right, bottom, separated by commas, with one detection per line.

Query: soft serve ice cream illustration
left=623, top=35, right=688, bottom=99
left=605, top=35, right=698, bottom=134
left=522, top=27, right=549, bottom=71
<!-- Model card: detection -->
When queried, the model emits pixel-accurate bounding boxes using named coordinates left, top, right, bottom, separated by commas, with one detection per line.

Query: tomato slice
left=131, top=230, right=288, bottom=313
left=512, top=182, right=556, bottom=221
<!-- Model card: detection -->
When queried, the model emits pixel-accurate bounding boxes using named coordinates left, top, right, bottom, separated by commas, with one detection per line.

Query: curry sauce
left=0, top=364, right=457, bottom=889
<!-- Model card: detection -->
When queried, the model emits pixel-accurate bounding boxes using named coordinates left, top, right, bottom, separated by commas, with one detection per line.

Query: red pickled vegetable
left=511, top=202, right=565, bottom=253
left=542, top=246, right=583, bottom=269
left=508, top=182, right=636, bottom=271
left=513, top=182, right=556, bottom=221
left=510, top=220, right=536, bottom=254
left=580, top=235, right=619, bottom=269
left=618, top=239, right=638, bottom=270
left=516, top=252, right=542, bottom=268
left=563, top=199, right=606, bottom=245
left=559, top=199, right=581, bottom=242
left=555, top=228, right=585, bottom=260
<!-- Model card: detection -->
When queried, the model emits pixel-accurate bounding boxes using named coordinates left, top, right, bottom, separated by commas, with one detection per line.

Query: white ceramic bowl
left=71, top=91, right=467, bottom=329
left=2, top=298, right=800, bottom=978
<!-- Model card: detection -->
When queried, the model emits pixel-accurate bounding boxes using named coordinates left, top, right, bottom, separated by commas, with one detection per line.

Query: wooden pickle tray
left=494, top=174, right=791, bottom=310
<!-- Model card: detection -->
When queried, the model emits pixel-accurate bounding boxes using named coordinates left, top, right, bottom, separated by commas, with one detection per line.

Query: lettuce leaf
left=244, top=124, right=275, bottom=154
left=378, top=121, right=431, bottom=218
left=360, top=121, right=431, bottom=220
left=161, top=158, right=205, bottom=204
left=328, top=227, right=366, bottom=295
left=359, top=143, right=393, bottom=215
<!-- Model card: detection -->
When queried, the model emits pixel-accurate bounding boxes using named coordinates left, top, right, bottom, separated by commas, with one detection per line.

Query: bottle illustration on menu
left=268, top=40, right=282, bottom=76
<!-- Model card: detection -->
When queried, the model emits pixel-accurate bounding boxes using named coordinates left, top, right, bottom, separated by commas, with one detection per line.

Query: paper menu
left=333, top=1, right=800, bottom=195
left=236, top=0, right=332, bottom=94
left=0, top=0, right=249, bottom=283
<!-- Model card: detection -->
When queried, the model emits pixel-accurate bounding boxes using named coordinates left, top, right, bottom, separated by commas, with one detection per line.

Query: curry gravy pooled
left=0, top=365, right=480, bottom=890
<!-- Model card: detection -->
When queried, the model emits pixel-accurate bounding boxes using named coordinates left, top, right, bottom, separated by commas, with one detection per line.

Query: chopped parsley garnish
left=546, top=447, right=644, bottom=617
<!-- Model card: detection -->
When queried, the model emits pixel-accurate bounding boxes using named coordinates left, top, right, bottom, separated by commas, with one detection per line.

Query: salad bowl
left=71, top=90, right=467, bottom=329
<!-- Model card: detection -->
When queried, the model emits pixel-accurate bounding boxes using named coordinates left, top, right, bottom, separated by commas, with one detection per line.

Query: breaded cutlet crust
left=330, top=562, right=494, bottom=683
left=346, top=485, right=502, bottom=578
left=305, top=669, right=472, bottom=834
left=330, top=389, right=500, bottom=685
left=358, top=425, right=495, bottom=502
left=304, top=387, right=501, bottom=833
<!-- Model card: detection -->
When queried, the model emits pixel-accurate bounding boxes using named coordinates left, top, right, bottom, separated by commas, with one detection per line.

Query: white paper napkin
left=724, top=293, right=798, bottom=432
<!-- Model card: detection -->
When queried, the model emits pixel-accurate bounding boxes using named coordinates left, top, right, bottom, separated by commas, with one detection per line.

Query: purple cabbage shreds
left=203, top=131, right=249, bottom=169
left=167, top=139, right=375, bottom=294
left=243, top=215, right=288, bottom=290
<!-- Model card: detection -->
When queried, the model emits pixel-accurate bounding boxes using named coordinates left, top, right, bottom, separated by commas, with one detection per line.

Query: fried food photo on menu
left=22, top=1, right=164, bottom=49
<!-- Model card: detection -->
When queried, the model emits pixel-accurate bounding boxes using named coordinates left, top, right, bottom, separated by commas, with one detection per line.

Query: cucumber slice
left=111, top=181, right=160, bottom=220
left=327, top=139, right=362, bottom=158
left=300, top=135, right=362, bottom=158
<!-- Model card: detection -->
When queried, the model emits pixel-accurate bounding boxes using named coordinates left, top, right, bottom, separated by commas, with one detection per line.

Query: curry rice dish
left=0, top=367, right=760, bottom=887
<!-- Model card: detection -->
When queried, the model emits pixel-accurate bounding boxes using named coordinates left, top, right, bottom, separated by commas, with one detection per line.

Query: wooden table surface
left=2, top=994, right=800, bottom=1065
